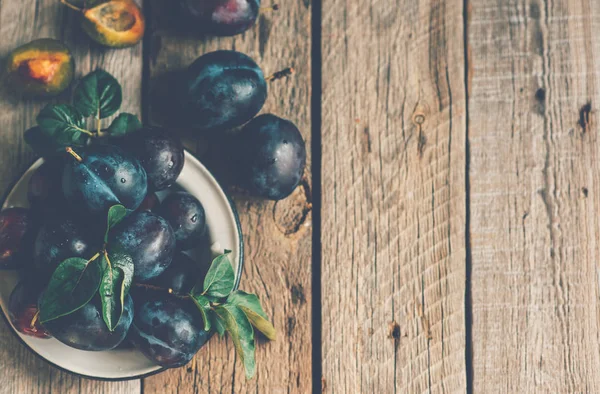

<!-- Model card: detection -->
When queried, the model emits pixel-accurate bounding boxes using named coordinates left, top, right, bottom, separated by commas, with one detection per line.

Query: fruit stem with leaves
left=26, top=68, right=141, bottom=158
left=37, top=205, right=133, bottom=333
left=187, top=251, right=276, bottom=379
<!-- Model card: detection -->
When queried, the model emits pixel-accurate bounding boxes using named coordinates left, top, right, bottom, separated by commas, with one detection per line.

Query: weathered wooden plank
left=321, top=0, right=467, bottom=392
left=0, top=1, right=143, bottom=393
left=142, top=1, right=312, bottom=393
left=469, top=0, right=600, bottom=391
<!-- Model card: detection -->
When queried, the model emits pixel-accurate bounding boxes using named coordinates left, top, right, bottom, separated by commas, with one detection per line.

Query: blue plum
left=33, top=216, right=96, bottom=280
left=62, top=144, right=148, bottom=216
left=178, top=0, right=261, bottom=36
left=177, top=51, right=267, bottom=131
left=0, top=208, right=37, bottom=270
left=43, top=295, right=134, bottom=351
left=149, top=252, right=203, bottom=295
left=9, top=280, right=51, bottom=339
left=157, top=192, right=206, bottom=250
left=129, top=297, right=209, bottom=368
left=28, top=157, right=67, bottom=215
left=234, top=114, right=306, bottom=200
left=108, top=211, right=176, bottom=282
left=118, top=127, right=185, bottom=191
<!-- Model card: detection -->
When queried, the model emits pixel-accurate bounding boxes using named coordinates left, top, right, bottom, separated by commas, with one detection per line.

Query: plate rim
left=0, top=149, right=244, bottom=382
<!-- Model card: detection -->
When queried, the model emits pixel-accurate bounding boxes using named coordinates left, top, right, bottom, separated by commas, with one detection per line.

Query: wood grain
left=469, top=0, right=600, bottom=392
left=0, top=0, right=142, bottom=393
left=321, top=0, right=468, bottom=392
left=142, top=1, right=313, bottom=393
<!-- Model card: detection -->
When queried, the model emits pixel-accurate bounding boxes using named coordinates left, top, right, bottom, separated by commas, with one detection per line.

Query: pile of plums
left=0, top=129, right=215, bottom=367
left=154, top=49, right=307, bottom=200
left=1, top=0, right=301, bottom=372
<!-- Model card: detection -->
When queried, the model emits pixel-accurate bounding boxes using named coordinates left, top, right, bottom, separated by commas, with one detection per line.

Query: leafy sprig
left=39, top=204, right=131, bottom=331
left=189, top=251, right=276, bottom=379
left=26, top=69, right=141, bottom=157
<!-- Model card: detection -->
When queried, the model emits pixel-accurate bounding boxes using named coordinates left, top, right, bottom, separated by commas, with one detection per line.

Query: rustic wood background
left=0, top=0, right=599, bottom=392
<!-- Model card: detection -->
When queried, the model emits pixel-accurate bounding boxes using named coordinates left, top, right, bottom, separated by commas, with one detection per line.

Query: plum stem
left=134, top=283, right=187, bottom=299
left=104, top=250, right=113, bottom=281
left=260, top=4, right=279, bottom=12
left=66, top=147, right=83, bottom=162
left=60, top=0, right=83, bottom=12
left=265, top=67, right=295, bottom=82
left=29, top=311, right=40, bottom=329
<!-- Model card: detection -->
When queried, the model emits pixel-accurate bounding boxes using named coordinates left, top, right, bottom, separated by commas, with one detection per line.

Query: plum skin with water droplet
left=157, top=192, right=206, bottom=250
left=62, top=144, right=148, bottom=216
left=118, top=127, right=185, bottom=191
left=33, top=216, right=97, bottom=281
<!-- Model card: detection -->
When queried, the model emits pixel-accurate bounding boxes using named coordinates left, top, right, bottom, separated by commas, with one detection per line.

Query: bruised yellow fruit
left=81, top=0, right=145, bottom=48
left=5, top=39, right=74, bottom=97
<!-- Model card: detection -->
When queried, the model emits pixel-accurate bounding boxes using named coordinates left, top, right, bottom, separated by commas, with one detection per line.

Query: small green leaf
left=99, top=251, right=134, bottom=331
left=36, top=104, right=88, bottom=144
left=228, top=291, right=276, bottom=340
left=105, top=113, right=141, bottom=136
left=39, top=255, right=103, bottom=323
left=105, top=205, right=127, bottom=242
left=191, top=294, right=212, bottom=331
left=100, top=265, right=125, bottom=331
left=215, top=304, right=256, bottom=379
left=73, top=69, right=122, bottom=118
left=25, top=126, right=87, bottom=157
left=200, top=251, right=235, bottom=298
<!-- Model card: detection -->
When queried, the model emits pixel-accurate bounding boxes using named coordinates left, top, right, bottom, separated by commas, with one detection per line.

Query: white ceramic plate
left=0, top=150, right=243, bottom=380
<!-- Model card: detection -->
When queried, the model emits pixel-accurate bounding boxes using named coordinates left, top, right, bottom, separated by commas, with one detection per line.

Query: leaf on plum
left=191, top=294, right=212, bottom=331
left=73, top=68, right=122, bottom=118
left=198, top=251, right=235, bottom=298
left=105, top=113, right=141, bottom=136
left=105, top=204, right=127, bottom=242
left=39, top=255, right=102, bottom=323
left=99, top=250, right=133, bottom=331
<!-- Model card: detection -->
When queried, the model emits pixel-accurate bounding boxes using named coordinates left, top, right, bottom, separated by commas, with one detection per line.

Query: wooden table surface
left=1, top=0, right=599, bottom=392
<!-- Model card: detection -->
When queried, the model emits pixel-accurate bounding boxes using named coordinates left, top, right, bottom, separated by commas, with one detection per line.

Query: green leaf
left=39, top=255, right=103, bottom=323
left=200, top=251, right=235, bottom=298
left=105, top=113, right=141, bottom=136
left=228, top=291, right=276, bottom=340
left=212, top=313, right=226, bottom=337
left=25, top=126, right=87, bottom=157
left=73, top=69, right=122, bottom=118
left=36, top=104, right=88, bottom=144
left=191, top=294, right=212, bottom=331
left=100, top=265, right=125, bottom=331
left=99, top=251, right=134, bottom=331
left=215, top=304, right=256, bottom=379
left=105, top=205, right=127, bottom=243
